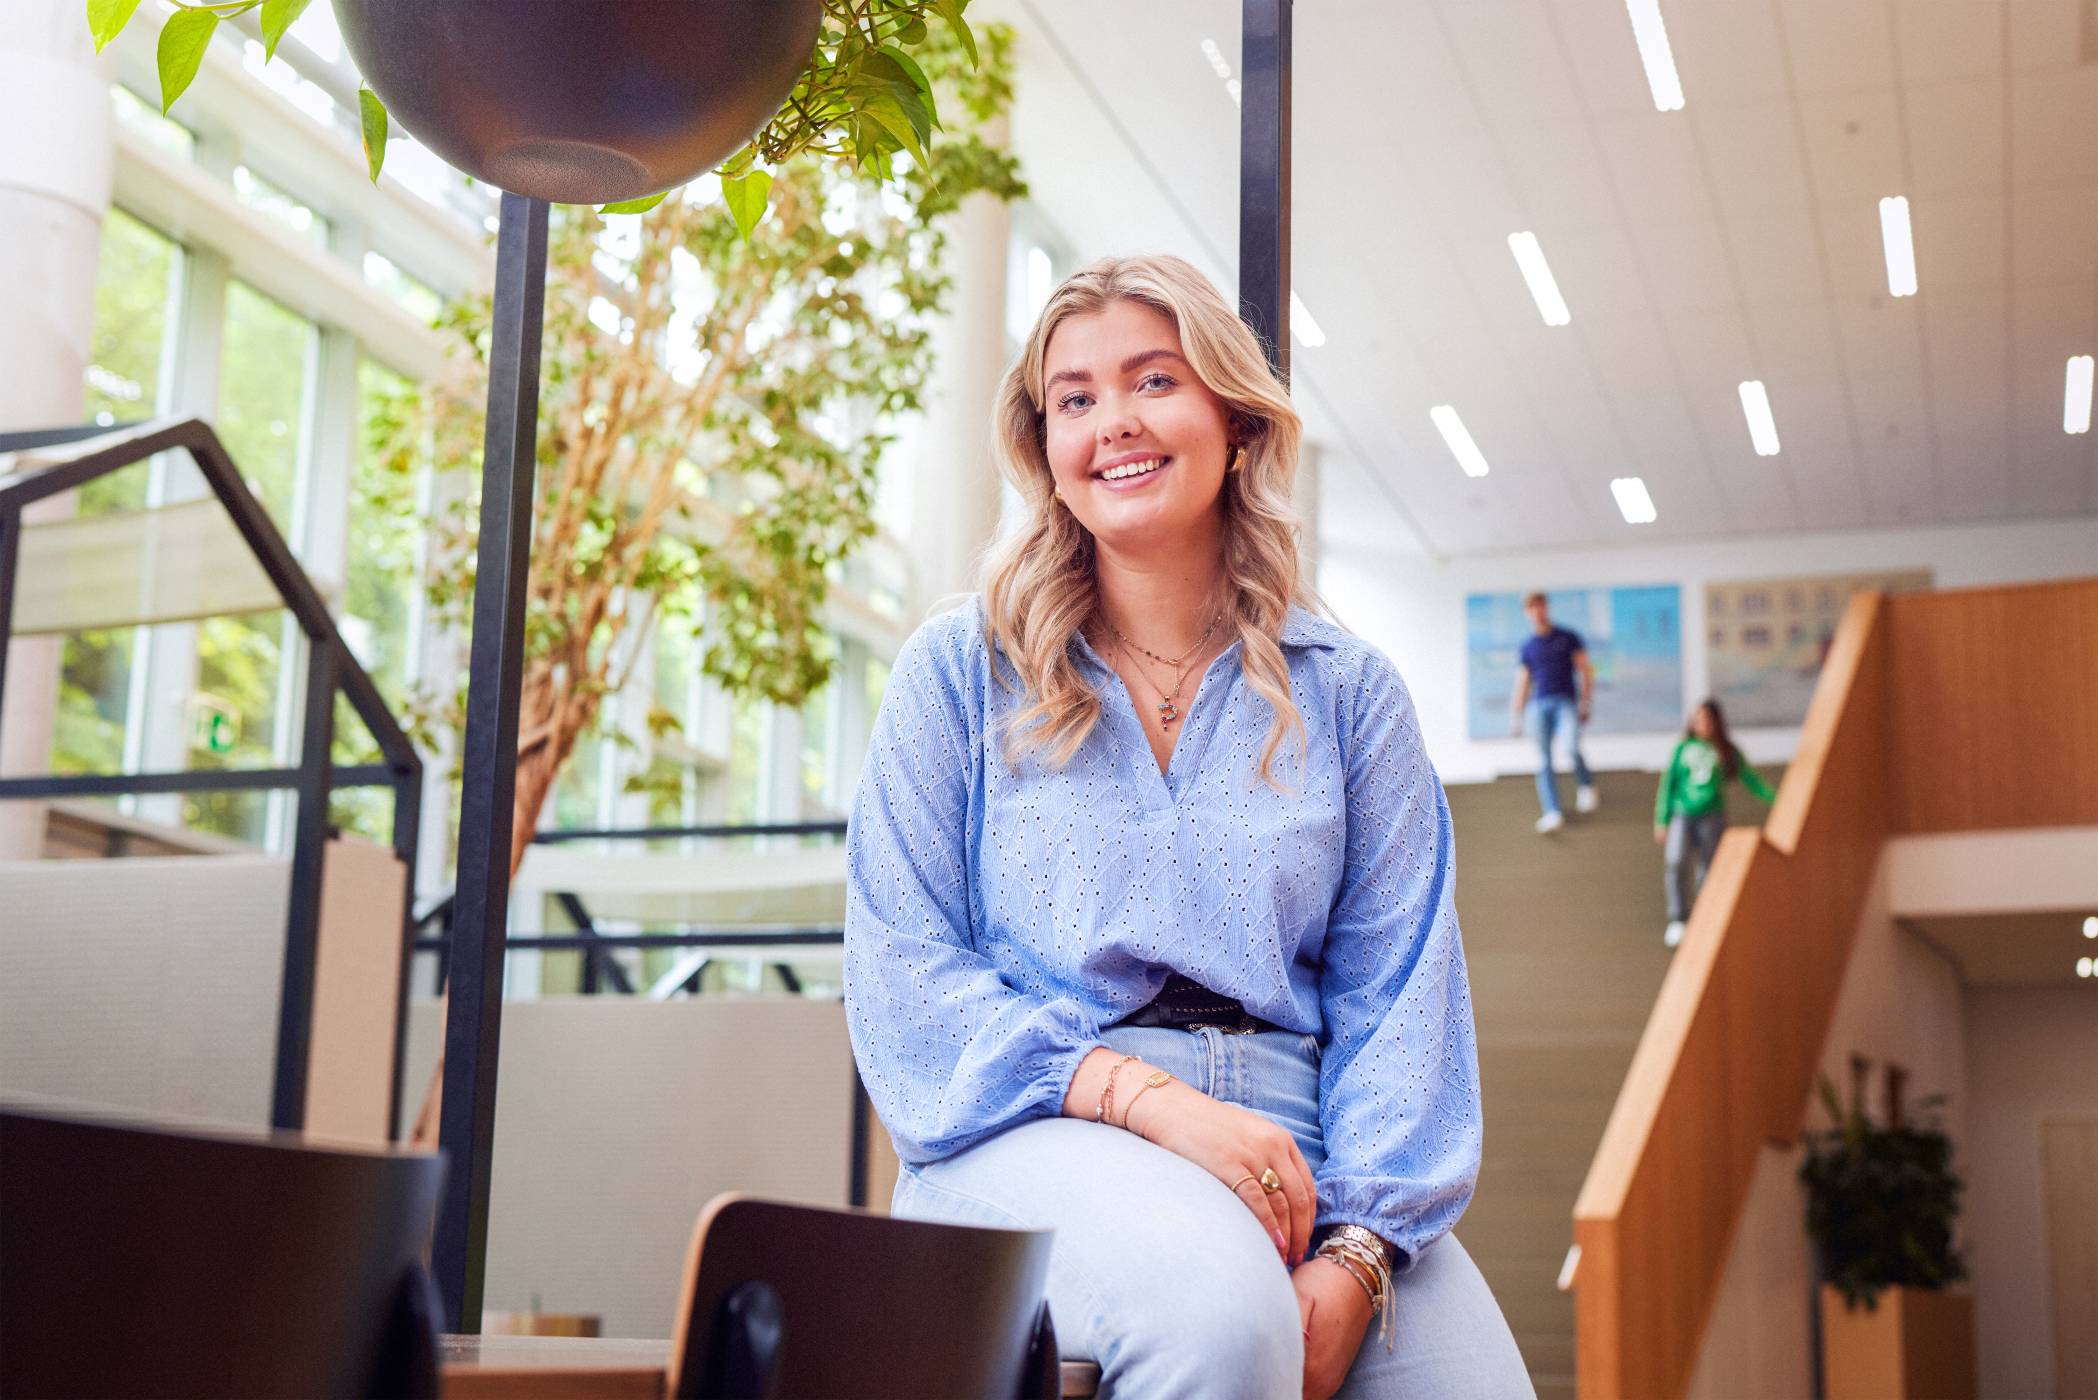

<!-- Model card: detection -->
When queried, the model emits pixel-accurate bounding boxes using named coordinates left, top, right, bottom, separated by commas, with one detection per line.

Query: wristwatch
left=1322, top=1223, right=1397, bottom=1270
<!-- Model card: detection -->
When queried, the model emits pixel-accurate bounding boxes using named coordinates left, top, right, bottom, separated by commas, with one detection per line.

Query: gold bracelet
left=1095, top=1054, right=1138, bottom=1123
left=1118, top=1070, right=1175, bottom=1129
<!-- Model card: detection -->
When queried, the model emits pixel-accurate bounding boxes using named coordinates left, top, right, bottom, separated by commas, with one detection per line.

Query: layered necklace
left=1106, top=610, right=1223, bottom=728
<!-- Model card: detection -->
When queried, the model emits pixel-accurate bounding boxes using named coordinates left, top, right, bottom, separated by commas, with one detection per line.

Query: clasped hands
left=1110, top=1058, right=1373, bottom=1400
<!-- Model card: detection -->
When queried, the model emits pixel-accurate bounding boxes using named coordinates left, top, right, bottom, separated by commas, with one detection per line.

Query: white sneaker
left=1576, top=785, right=1599, bottom=814
left=1535, top=810, right=1565, bottom=834
left=1664, top=920, right=1686, bottom=947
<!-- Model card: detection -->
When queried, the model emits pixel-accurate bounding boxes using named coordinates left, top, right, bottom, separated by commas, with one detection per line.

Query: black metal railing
left=0, top=418, right=425, bottom=1135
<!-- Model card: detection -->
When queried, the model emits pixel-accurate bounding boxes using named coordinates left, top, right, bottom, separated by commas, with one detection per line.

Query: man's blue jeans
left=1528, top=693, right=1592, bottom=817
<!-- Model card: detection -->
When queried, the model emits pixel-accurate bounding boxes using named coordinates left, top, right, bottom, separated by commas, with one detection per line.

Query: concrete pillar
left=0, top=0, right=115, bottom=858
left=909, top=122, right=1011, bottom=614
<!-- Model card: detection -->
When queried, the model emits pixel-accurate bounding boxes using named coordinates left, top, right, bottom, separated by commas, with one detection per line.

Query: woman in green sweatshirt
left=1655, top=699, right=1774, bottom=947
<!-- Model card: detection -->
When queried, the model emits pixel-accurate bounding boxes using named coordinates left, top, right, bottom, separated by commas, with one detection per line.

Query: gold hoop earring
left=1226, top=444, right=1246, bottom=474
left=1053, top=486, right=1066, bottom=504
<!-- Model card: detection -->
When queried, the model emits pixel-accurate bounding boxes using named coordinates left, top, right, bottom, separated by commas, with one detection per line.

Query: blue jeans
left=891, top=1026, right=1533, bottom=1399
left=1528, top=694, right=1592, bottom=817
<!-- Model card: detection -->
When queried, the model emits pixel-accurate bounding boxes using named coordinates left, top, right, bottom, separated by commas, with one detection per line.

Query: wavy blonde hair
left=980, top=254, right=1313, bottom=785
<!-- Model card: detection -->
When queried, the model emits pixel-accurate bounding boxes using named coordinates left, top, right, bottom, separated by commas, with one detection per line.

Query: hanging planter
left=331, top=0, right=823, bottom=205
left=95, top=0, right=978, bottom=219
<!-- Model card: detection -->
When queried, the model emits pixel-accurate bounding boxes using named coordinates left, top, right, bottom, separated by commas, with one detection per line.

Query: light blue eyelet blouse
left=843, top=596, right=1482, bottom=1262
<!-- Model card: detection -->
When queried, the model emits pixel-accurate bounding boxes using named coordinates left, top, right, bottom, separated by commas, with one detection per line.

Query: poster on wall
left=1465, top=585, right=1683, bottom=739
left=1705, top=569, right=1933, bottom=726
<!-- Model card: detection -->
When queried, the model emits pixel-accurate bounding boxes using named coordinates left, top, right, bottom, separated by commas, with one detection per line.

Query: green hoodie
left=1655, top=736, right=1775, bottom=824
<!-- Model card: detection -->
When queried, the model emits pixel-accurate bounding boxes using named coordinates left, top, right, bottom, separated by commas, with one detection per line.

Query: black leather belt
left=1117, top=972, right=1289, bottom=1036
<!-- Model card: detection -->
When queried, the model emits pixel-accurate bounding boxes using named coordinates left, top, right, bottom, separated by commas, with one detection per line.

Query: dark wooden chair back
left=0, top=1105, right=446, bottom=1399
left=666, top=1194, right=1058, bottom=1400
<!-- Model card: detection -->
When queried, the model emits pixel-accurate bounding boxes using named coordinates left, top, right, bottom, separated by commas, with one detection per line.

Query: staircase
left=1446, top=768, right=1777, bottom=1400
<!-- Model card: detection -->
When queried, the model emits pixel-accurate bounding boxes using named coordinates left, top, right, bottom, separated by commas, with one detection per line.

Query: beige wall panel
left=0, top=855, right=289, bottom=1126
left=304, top=836, right=407, bottom=1147
left=403, top=996, right=858, bottom=1338
left=1964, top=989, right=2098, bottom=1400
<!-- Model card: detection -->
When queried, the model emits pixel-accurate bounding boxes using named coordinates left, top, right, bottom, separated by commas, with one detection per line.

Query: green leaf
left=358, top=85, right=388, bottom=182
left=932, top=0, right=977, bottom=66
left=259, top=0, right=314, bottom=61
left=872, top=45, right=940, bottom=127
left=156, top=9, right=219, bottom=115
left=87, top=0, right=146, bottom=54
left=860, top=90, right=928, bottom=166
left=722, top=169, right=772, bottom=241
left=600, top=192, right=671, bottom=214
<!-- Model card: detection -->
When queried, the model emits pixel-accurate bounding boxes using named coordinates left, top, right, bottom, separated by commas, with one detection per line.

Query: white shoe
left=1576, top=785, right=1599, bottom=814
left=1664, top=921, right=1686, bottom=947
left=1535, top=810, right=1565, bottom=834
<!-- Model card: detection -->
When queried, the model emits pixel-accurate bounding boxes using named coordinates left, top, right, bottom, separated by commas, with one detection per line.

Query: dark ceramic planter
left=333, top=0, right=825, bottom=204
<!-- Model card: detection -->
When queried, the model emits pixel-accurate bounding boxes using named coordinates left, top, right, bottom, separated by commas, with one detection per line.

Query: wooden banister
left=1570, top=577, right=2098, bottom=1399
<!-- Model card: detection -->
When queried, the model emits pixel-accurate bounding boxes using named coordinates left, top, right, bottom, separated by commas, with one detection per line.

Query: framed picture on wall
left=1465, top=584, right=1683, bottom=739
left=1705, top=569, right=1932, bottom=727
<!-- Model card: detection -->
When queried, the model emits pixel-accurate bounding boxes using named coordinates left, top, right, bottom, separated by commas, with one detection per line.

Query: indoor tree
left=362, top=20, right=1022, bottom=874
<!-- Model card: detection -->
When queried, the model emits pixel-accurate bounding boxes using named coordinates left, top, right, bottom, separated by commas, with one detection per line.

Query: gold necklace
left=1117, top=637, right=1207, bottom=729
left=1106, top=610, right=1222, bottom=670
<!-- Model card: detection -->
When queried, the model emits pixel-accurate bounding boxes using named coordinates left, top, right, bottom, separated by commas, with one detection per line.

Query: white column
left=908, top=123, right=1012, bottom=615
left=0, top=0, right=115, bottom=859
left=1296, top=442, right=1322, bottom=595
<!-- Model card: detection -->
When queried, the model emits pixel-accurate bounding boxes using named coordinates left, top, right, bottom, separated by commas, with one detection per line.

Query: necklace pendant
left=1158, top=699, right=1178, bottom=726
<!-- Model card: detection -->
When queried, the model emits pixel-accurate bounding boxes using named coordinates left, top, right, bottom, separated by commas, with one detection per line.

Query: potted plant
left=1801, top=1056, right=1976, bottom=1400
left=88, top=0, right=978, bottom=217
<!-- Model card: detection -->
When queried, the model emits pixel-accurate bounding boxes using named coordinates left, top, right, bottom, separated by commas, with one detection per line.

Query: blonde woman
left=845, top=255, right=1530, bottom=1399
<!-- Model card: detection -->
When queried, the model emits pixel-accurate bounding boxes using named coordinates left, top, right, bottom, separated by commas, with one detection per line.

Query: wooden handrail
left=1569, top=578, right=2098, bottom=1398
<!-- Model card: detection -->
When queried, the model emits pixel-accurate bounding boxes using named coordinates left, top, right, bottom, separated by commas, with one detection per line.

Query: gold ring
left=1260, top=1168, right=1284, bottom=1194
left=1229, top=1174, right=1260, bottom=1195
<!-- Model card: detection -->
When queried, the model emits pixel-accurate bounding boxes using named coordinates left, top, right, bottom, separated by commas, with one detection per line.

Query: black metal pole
left=1240, top=0, right=1293, bottom=382
left=433, top=192, right=550, bottom=1333
left=270, top=636, right=338, bottom=1129
left=0, top=508, right=19, bottom=751
left=386, top=765, right=423, bottom=1142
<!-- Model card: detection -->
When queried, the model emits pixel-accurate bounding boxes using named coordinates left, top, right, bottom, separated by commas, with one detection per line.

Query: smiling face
left=1039, top=298, right=1235, bottom=553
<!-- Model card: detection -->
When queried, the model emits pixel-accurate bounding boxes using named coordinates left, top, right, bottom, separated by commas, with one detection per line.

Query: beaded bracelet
left=1094, top=1054, right=1139, bottom=1124
left=1314, top=1230, right=1398, bottom=1351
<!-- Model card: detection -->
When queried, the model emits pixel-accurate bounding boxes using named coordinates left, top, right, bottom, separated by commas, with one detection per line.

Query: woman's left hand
left=1292, top=1257, right=1374, bottom=1400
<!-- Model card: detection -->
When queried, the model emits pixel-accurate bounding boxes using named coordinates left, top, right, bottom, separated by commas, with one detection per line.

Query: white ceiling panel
left=1780, top=1, right=1897, bottom=96
left=1629, top=219, right=1739, bottom=315
left=1836, top=295, right=1928, bottom=381
left=1727, top=212, right=1828, bottom=304
left=1742, top=300, right=1843, bottom=378
left=1892, top=3, right=2005, bottom=86
left=1692, top=103, right=1814, bottom=217
left=1577, top=308, right=1684, bottom=396
left=1902, top=79, right=2006, bottom=196
left=991, top=0, right=2097, bottom=557
left=2010, top=183, right=2098, bottom=284
left=1916, top=193, right=2009, bottom=291
left=2009, top=68, right=2098, bottom=187
left=2013, top=280, right=2098, bottom=364
left=1796, top=90, right=1908, bottom=206
left=1593, top=114, right=1714, bottom=227
left=2006, top=0, right=2087, bottom=71
left=1669, top=3, right=1789, bottom=109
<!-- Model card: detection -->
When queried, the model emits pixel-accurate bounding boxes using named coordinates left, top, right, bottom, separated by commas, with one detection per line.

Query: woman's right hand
left=1653, top=823, right=1668, bottom=846
left=1126, top=1080, right=1316, bottom=1266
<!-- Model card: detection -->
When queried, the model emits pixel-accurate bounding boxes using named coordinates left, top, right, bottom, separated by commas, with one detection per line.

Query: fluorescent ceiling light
left=1878, top=196, right=1918, bottom=297
left=1611, top=476, right=1658, bottom=524
left=2067, top=355, right=2095, bottom=435
left=1290, top=292, right=1326, bottom=347
left=1624, top=0, right=1685, bottom=112
left=1429, top=405, right=1490, bottom=478
left=1200, top=38, right=1242, bottom=107
left=1507, top=232, right=1572, bottom=327
left=1738, top=380, right=1781, bottom=456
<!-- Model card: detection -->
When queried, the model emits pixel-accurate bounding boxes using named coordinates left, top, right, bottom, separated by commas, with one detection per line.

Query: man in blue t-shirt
left=1509, top=591, right=1597, bottom=833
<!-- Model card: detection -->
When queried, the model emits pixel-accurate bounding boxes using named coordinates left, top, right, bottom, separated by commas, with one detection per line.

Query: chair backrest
left=0, top=1105, right=446, bottom=1399
left=665, top=1194, right=1056, bottom=1400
